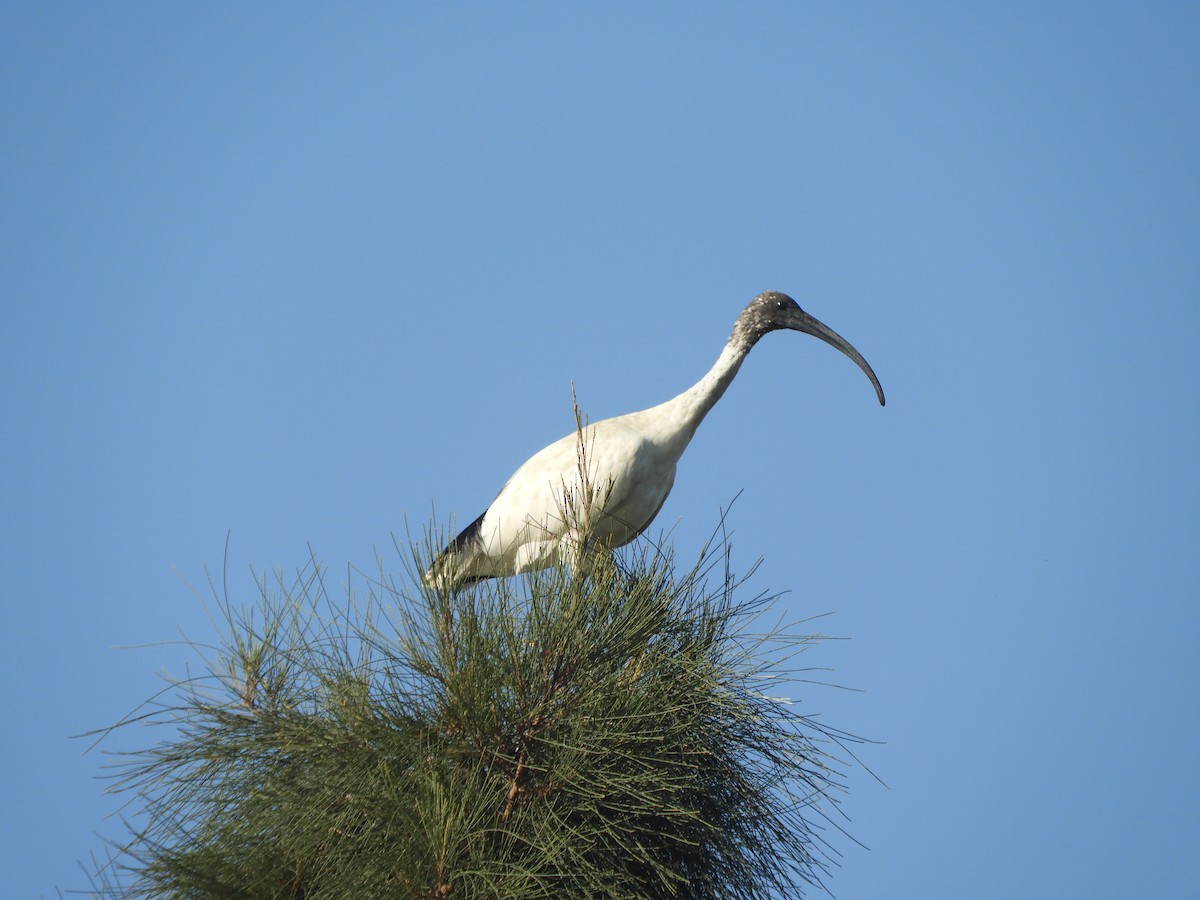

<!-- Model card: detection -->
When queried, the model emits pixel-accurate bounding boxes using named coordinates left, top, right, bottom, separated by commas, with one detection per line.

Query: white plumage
left=425, top=291, right=884, bottom=588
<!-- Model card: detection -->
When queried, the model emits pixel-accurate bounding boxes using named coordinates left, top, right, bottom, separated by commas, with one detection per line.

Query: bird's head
left=733, top=291, right=886, bottom=406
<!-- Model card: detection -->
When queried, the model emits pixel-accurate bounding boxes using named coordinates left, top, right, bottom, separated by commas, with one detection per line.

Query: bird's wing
left=428, top=416, right=678, bottom=585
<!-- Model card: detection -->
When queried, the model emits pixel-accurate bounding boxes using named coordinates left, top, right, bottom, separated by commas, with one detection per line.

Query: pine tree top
left=83, top=529, right=871, bottom=898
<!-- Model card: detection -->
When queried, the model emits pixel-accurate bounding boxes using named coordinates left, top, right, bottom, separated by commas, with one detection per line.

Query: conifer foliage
left=87, top=535, right=864, bottom=898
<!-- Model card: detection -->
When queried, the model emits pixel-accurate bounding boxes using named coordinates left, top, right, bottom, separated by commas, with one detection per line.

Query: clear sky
left=3, top=4, right=1197, bottom=897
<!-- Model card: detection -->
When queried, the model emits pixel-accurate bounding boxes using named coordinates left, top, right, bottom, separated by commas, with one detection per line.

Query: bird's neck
left=645, top=336, right=753, bottom=456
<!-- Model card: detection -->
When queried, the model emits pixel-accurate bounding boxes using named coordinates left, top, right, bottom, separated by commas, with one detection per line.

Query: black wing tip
left=425, top=508, right=489, bottom=589
left=448, top=508, right=488, bottom=554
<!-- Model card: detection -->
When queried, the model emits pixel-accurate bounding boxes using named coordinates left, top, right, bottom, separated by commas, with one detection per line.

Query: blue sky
left=3, top=4, right=1198, bottom=897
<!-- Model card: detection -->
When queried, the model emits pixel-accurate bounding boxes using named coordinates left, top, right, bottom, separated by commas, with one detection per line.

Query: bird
left=425, top=291, right=884, bottom=589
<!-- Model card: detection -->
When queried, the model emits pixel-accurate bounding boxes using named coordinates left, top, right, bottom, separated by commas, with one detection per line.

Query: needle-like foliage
left=82, top=530, right=868, bottom=898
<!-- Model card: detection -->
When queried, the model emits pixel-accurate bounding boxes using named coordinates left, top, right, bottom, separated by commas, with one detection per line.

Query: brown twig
left=499, top=749, right=526, bottom=824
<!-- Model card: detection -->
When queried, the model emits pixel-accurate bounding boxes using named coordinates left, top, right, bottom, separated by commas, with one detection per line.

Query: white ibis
left=425, top=291, right=884, bottom=589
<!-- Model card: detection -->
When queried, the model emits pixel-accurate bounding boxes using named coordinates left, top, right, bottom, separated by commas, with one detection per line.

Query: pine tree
left=84, top=528, right=868, bottom=898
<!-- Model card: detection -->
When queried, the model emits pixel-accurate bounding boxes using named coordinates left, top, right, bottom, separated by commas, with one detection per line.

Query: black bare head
left=732, top=291, right=886, bottom=406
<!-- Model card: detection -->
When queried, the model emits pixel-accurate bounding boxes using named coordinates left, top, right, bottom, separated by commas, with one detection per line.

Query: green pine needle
left=81, top=529, right=870, bottom=899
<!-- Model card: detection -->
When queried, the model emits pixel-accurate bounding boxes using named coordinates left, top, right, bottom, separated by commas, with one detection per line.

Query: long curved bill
left=788, top=309, right=886, bottom=406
